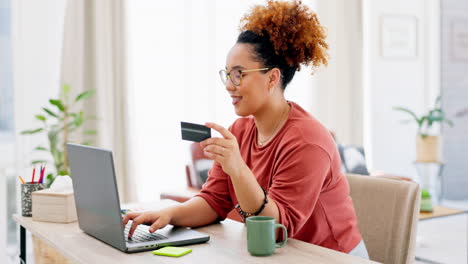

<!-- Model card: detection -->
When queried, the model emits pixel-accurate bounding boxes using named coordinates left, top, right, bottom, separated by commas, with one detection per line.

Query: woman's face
left=224, top=43, right=271, bottom=117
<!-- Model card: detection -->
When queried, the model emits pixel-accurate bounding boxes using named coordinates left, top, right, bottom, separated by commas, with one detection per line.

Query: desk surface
left=419, top=206, right=466, bottom=220
left=13, top=214, right=376, bottom=264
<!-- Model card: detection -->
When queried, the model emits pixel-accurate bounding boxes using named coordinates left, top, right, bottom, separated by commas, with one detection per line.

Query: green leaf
left=49, top=99, right=65, bottom=112
left=73, top=111, right=84, bottom=127
left=428, top=116, right=443, bottom=122
left=20, top=128, right=44, bottom=135
left=393, top=106, right=421, bottom=126
left=63, top=84, right=71, bottom=94
left=42, top=107, right=59, bottom=118
left=428, top=109, right=444, bottom=122
left=48, top=129, right=59, bottom=146
left=34, top=146, right=49, bottom=151
left=58, top=170, right=69, bottom=176
left=81, top=141, right=93, bottom=146
left=418, top=116, right=428, bottom=132
left=46, top=173, right=55, bottom=187
left=75, top=90, right=95, bottom=102
left=32, top=160, right=48, bottom=165
left=35, top=115, right=46, bottom=122
left=84, top=130, right=97, bottom=135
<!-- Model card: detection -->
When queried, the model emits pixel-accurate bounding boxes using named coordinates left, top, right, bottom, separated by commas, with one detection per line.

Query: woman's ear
left=269, top=68, right=281, bottom=89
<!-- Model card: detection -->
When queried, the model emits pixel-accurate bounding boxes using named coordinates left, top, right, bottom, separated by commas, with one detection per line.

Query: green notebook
left=152, top=246, right=192, bottom=257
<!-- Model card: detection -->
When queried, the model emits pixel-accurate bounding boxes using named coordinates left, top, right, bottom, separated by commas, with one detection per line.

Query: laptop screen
left=67, top=143, right=126, bottom=251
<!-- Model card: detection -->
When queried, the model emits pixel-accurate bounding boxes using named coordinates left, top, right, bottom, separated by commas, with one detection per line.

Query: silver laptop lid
left=67, top=143, right=126, bottom=251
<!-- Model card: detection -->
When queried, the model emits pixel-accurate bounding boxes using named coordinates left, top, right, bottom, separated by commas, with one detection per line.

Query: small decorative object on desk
left=414, top=161, right=444, bottom=212
left=420, top=188, right=433, bottom=212
left=21, top=182, right=45, bottom=217
left=32, top=175, right=77, bottom=223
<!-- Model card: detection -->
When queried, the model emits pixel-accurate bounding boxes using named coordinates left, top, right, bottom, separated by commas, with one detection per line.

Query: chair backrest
left=346, top=174, right=420, bottom=264
left=186, top=143, right=213, bottom=189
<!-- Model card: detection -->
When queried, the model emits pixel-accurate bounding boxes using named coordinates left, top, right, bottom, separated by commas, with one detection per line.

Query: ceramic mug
left=246, top=216, right=287, bottom=256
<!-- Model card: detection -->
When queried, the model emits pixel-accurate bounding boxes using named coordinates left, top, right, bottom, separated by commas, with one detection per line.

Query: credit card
left=181, top=122, right=211, bottom=142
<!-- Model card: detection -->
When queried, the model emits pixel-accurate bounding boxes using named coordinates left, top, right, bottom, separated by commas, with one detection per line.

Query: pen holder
left=21, top=182, right=45, bottom=217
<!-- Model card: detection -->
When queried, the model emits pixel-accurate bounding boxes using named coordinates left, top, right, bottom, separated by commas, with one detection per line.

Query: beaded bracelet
left=235, top=187, right=268, bottom=220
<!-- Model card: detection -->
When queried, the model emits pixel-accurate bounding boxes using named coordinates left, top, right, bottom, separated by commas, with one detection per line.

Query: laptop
left=67, top=143, right=210, bottom=253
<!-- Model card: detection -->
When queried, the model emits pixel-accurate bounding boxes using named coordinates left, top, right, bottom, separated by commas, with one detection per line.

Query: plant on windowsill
left=393, top=95, right=454, bottom=163
left=20, top=84, right=96, bottom=187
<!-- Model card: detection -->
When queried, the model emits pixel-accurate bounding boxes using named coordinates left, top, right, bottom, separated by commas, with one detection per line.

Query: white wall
left=363, top=0, right=440, bottom=177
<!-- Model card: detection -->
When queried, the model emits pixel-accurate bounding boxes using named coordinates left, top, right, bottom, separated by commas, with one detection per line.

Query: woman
left=124, top=0, right=369, bottom=258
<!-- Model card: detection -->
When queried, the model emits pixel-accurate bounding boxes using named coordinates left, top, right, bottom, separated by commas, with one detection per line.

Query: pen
left=38, top=165, right=42, bottom=183
left=18, top=176, right=25, bottom=184
left=31, top=168, right=36, bottom=183
left=39, top=165, right=45, bottom=184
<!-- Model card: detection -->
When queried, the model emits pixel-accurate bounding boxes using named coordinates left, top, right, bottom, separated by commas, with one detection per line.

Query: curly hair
left=238, top=0, right=329, bottom=89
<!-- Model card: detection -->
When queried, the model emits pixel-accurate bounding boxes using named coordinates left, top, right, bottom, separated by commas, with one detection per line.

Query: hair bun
left=240, top=0, right=329, bottom=70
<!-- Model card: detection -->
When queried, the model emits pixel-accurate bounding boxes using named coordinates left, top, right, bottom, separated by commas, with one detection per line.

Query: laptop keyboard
left=124, top=224, right=167, bottom=244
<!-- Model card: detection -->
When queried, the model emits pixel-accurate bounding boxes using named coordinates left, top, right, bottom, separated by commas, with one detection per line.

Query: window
left=0, top=0, right=17, bottom=262
left=0, top=0, right=13, bottom=141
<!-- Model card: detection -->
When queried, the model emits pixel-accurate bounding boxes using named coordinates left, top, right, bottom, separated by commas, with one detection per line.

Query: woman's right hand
left=122, top=207, right=174, bottom=238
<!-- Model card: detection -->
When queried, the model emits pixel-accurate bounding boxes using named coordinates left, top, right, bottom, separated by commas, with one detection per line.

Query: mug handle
left=275, top=224, right=288, bottom=248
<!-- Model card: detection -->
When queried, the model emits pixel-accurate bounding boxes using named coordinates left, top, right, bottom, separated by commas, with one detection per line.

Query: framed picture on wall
left=380, top=15, right=418, bottom=58
left=450, top=19, right=468, bottom=62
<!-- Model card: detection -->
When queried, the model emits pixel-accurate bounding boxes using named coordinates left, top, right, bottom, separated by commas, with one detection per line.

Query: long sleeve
left=268, top=143, right=330, bottom=237
left=196, top=161, right=234, bottom=220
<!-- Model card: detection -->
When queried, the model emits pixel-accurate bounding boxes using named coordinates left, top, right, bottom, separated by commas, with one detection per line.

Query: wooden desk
left=419, top=206, right=466, bottom=220
left=13, top=214, right=377, bottom=264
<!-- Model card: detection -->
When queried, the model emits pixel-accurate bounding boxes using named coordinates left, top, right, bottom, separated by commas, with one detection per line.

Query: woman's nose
left=225, top=79, right=236, bottom=92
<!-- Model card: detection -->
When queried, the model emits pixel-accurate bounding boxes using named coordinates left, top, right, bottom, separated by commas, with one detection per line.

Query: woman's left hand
left=200, top=122, right=246, bottom=177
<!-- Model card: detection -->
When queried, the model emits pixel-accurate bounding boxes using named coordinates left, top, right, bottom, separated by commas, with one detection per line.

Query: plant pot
left=416, top=135, right=440, bottom=162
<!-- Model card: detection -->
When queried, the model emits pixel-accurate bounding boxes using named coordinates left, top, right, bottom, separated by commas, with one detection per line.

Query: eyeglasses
left=219, top=68, right=270, bottom=86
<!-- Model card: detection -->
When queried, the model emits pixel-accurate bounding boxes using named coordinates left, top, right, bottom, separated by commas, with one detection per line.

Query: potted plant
left=20, top=84, right=96, bottom=187
left=393, top=96, right=453, bottom=162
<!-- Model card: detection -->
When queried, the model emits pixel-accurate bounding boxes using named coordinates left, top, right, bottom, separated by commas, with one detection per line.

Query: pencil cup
left=21, top=182, right=45, bottom=217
